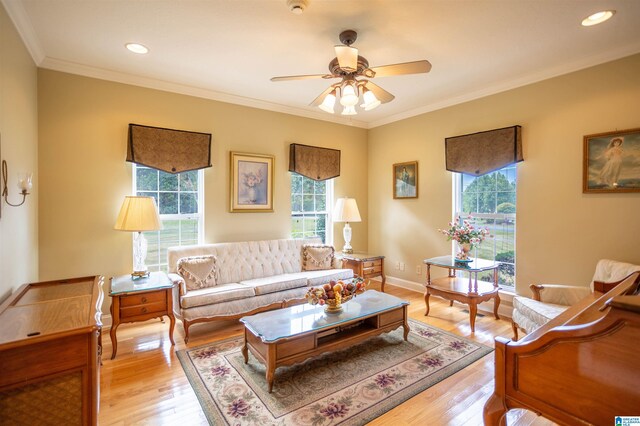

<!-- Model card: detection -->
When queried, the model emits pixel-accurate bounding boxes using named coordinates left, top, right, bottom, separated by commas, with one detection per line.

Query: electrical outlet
left=400, top=262, right=405, bottom=271
left=395, top=261, right=400, bottom=270
left=416, top=265, right=421, bottom=275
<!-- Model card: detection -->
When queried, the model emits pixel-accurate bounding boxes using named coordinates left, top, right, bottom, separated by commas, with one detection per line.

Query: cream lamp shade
left=333, top=197, right=361, bottom=253
left=114, top=196, right=162, bottom=232
left=114, top=196, right=162, bottom=278
left=333, top=197, right=361, bottom=223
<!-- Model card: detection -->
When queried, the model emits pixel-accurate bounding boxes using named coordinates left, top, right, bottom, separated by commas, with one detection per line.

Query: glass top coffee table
left=240, top=290, right=409, bottom=392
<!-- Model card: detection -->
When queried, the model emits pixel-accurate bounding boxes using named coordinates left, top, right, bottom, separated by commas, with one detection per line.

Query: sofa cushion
left=239, top=274, right=308, bottom=296
left=512, top=295, right=569, bottom=332
left=302, top=244, right=335, bottom=271
left=180, top=287, right=309, bottom=321
left=177, top=255, right=218, bottom=291
left=297, top=268, right=354, bottom=287
left=180, top=283, right=255, bottom=309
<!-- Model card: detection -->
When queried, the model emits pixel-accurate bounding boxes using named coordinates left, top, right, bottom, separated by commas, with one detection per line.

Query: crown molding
left=1, top=0, right=45, bottom=65
left=39, top=57, right=370, bottom=129
left=369, top=43, right=640, bottom=128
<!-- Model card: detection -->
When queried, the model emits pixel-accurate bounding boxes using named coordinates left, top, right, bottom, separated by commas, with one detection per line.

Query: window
left=454, top=164, right=516, bottom=287
left=290, top=174, right=333, bottom=244
left=134, top=165, right=204, bottom=271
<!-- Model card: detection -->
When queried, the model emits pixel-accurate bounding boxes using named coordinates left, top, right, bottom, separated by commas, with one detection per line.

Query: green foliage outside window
left=291, top=173, right=329, bottom=243
left=459, top=166, right=517, bottom=287
left=135, top=166, right=201, bottom=271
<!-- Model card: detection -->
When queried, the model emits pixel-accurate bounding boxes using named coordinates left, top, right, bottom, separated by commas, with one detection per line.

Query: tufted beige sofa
left=167, top=238, right=353, bottom=342
left=511, top=259, right=640, bottom=340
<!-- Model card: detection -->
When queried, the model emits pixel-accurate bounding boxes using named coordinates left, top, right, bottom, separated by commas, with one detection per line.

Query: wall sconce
left=2, top=160, right=32, bottom=208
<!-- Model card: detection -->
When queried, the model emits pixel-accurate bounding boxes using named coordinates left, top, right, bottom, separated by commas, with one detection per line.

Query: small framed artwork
left=583, top=128, right=640, bottom=193
left=393, top=161, right=418, bottom=199
left=230, top=152, right=274, bottom=212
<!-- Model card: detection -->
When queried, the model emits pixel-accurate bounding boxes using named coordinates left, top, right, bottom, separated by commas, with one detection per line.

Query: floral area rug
left=177, top=319, right=492, bottom=425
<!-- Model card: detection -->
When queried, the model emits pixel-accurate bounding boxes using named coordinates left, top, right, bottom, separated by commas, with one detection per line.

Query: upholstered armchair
left=511, top=259, right=640, bottom=340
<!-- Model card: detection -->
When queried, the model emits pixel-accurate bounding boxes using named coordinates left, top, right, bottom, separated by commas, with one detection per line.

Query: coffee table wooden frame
left=242, top=303, right=409, bottom=392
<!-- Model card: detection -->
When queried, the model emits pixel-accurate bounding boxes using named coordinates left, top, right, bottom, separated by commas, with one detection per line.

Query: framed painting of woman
left=393, top=161, right=418, bottom=199
left=583, top=128, right=640, bottom=193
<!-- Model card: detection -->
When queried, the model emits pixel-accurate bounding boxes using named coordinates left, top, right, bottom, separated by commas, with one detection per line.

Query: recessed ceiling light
left=125, top=43, right=149, bottom=54
left=581, top=10, right=615, bottom=26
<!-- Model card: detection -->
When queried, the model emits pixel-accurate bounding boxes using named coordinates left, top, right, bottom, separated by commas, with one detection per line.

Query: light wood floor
left=99, top=281, right=555, bottom=425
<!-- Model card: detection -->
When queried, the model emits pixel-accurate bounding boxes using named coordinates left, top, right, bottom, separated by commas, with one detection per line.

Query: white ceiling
left=4, top=0, right=640, bottom=128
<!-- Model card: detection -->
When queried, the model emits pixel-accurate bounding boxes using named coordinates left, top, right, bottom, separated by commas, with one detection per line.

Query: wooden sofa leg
left=183, top=320, right=191, bottom=344
left=511, top=320, right=519, bottom=341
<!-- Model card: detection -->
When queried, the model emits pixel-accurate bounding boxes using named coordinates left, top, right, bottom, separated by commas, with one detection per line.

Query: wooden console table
left=0, top=276, right=104, bottom=425
left=240, top=290, right=409, bottom=392
left=483, top=272, right=640, bottom=425
left=423, top=255, right=500, bottom=332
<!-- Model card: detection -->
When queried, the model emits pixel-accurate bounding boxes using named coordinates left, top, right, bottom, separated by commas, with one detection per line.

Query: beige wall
left=38, top=70, right=368, bottom=282
left=368, top=54, right=640, bottom=294
left=0, top=5, right=39, bottom=301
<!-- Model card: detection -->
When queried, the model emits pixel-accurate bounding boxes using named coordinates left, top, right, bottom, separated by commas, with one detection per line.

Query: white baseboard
left=101, top=314, right=112, bottom=330
left=385, top=275, right=424, bottom=293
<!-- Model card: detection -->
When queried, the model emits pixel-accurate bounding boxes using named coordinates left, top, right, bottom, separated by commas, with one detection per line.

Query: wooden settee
left=484, top=272, right=640, bottom=425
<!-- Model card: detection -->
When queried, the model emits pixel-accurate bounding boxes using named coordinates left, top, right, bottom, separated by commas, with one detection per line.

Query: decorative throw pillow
left=177, top=255, right=218, bottom=291
left=303, top=245, right=335, bottom=271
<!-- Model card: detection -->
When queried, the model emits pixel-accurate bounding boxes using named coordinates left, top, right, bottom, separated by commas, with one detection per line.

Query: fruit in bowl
left=305, top=276, right=367, bottom=313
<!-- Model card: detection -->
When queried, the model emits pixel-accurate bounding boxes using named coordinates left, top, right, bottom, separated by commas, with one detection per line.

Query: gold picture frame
left=583, top=128, right=640, bottom=193
left=393, top=161, right=418, bottom=199
left=230, top=152, right=274, bottom=212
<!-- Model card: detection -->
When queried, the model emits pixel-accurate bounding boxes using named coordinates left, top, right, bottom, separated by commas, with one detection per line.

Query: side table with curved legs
left=109, top=272, right=176, bottom=359
left=423, top=256, right=500, bottom=332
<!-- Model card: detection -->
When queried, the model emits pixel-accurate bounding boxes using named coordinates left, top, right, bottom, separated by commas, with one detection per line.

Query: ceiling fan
left=271, top=30, right=432, bottom=115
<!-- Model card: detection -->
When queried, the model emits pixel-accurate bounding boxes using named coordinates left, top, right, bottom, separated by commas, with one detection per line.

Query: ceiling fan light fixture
left=341, top=105, right=357, bottom=116
left=581, top=10, right=615, bottom=26
left=361, top=89, right=381, bottom=111
left=318, top=92, right=336, bottom=114
left=339, top=83, right=359, bottom=107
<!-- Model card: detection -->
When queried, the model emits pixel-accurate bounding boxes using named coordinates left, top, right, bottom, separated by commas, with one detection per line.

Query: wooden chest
left=0, top=276, right=104, bottom=425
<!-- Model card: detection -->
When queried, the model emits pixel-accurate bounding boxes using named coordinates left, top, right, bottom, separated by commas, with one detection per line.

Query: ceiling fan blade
left=369, top=60, right=432, bottom=78
left=271, top=74, right=335, bottom=82
left=363, top=81, right=395, bottom=104
left=334, top=45, right=358, bottom=72
left=309, top=85, right=338, bottom=107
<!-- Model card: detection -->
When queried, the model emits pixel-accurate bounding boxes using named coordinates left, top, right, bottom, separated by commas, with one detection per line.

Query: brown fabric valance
left=445, top=125, right=523, bottom=175
left=289, top=143, right=340, bottom=181
left=127, top=123, right=212, bottom=174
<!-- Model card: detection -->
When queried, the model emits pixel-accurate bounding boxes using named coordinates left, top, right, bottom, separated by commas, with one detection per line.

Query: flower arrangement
left=439, top=216, right=491, bottom=259
left=306, top=277, right=366, bottom=313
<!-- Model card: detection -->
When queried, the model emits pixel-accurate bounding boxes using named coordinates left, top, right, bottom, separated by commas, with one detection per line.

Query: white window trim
left=452, top=170, right=517, bottom=287
left=290, top=175, right=334, bottom=245
left=131, top=165, right=205, bottom=268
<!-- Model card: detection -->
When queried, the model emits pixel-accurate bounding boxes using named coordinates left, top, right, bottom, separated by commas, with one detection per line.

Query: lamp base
left=342, top=222, right=354, bottom=254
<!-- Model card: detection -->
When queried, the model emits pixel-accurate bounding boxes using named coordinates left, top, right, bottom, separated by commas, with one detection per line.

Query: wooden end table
left=338, top=253, right=386, bottom=292
left=423, top=255, right=500, bottom=332
left=109, top=271, right=176, bottom=359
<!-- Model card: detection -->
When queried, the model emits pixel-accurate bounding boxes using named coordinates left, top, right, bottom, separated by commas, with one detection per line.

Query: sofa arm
left=332, top=255, right=345, bottom=269
left=530, top=284, right=591, bottom=306
left=168, top=273, right=187, bottom=296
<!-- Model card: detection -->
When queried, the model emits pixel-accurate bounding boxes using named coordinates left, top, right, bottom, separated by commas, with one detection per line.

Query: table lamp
left=114, top=196, right=162, bottom=278
left=333, top=197, right=361, bottom=254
